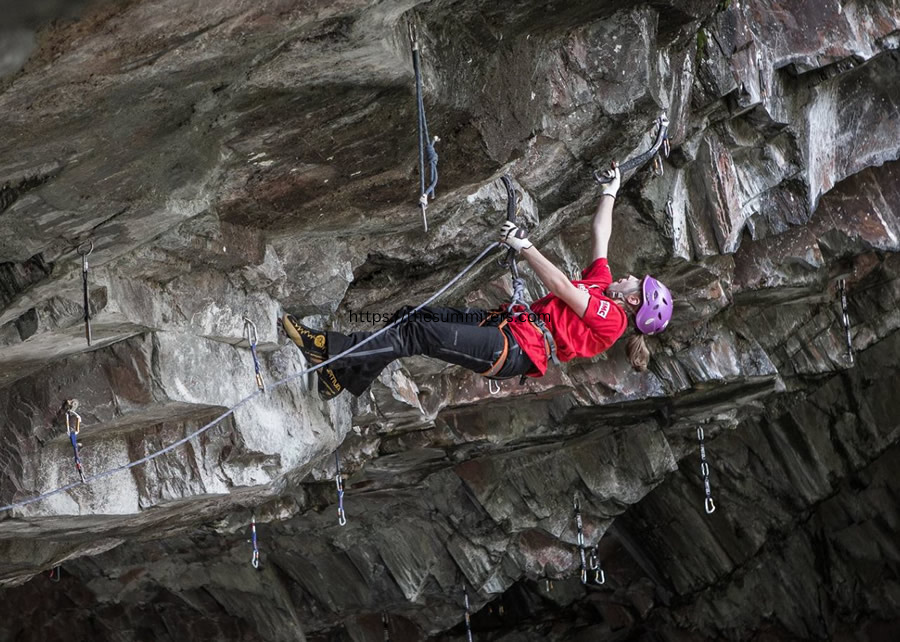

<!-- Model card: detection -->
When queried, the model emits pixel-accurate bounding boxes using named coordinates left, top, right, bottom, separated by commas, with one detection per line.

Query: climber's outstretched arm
left=590, top=163, right=620, bottom=262
left=519, top=246, right=590, bottom=317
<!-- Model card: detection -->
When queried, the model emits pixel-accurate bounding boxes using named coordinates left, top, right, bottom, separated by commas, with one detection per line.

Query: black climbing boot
left=282, top=314, right=344, bottom=400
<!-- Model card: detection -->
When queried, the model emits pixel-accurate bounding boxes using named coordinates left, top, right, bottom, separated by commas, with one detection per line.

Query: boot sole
left=282, top=314, right=343, bottom=400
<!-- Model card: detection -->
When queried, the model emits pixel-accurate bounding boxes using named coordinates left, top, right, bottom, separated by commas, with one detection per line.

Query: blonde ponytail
left=626, top=334, right=650, bottom=371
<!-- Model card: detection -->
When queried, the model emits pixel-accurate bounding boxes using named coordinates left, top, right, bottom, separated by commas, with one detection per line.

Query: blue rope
left=0, top=243, right=502, bottom=515
left=412, top=38, right=438, bottom=229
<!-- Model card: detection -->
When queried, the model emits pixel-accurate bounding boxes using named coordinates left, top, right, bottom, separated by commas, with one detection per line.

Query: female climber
left=283, top=165, right=673, bottom=399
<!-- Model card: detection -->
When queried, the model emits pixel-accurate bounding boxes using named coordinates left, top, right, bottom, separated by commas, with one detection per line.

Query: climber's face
left=606, top=274, right=642, bottom=308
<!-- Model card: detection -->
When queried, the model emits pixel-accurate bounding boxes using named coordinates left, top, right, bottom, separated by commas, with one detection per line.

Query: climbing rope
left=838, top=279, right=854, bottom=365
left=243, top=317, right=266, bottom=393
left=65, top=400, right=86, bottom=484
left=573, top=493, right=605, bottom=585
left=594, top=113, right=669, bottom=185
left=77, top=241, right=94, bottom=346
left=408, top=21, right=439, bottom=232
left=249, top=514, right=260, bottom=568
left=334, top=451, right=347, bottom=526
left=463, top=585, right=474, bottom=642
left=0, top=242, right=502, bottom=515
left=697, top=427, right=716, bottom=514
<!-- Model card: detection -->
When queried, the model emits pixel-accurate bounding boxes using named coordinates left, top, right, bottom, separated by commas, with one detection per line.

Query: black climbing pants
left=327, top=306, right=536, bottom=396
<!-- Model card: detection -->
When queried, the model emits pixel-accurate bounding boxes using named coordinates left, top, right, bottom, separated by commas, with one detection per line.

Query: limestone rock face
left=1, top=0, right=899, bottom=640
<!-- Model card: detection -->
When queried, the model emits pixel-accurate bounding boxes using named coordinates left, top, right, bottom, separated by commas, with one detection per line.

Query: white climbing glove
left=499, top=221, right=533, bottom=253
left=598, top=162, right=621, bottom=199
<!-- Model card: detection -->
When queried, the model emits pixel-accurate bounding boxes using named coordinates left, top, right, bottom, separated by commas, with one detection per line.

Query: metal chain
left=573, top=493, right=605, bottom=585
left=243, top=317, right=266, bottom=392
left=77, top=241, right=93, bottom=345
left=838, top=279, right=854, bottom=366
left=382, top=612, right=391, bottom=642
left=335, top=452, right=347, bottom=526
left=250, top=515, right=260, bottom=569
left=698, top=427, right=716, bottom=514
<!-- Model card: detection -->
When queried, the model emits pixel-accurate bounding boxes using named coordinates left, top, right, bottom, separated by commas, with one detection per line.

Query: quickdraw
left=250, top=515, right=260, bottom=569
left=698, top=427, right=716, bottom=514
left=77, top=241, right=94, bottom=345
left=594, top=114, right=669, bottom=185
left=335, top=452, right=347, bottom=526
left=463, top=585, right=474, bottom=642
left=488, top=379, right=501, bottom=395
left=838, top=279, right=854, bottom=366
left=64, top=399, right=86, bottom=484
left=408, top=20, right=439, bottom=232
left=243, top=317, right=266, bottom=393
left=573, top=493, right=605, bottom=585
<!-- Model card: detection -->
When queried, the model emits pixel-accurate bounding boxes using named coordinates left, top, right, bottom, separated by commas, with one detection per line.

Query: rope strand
left=0, top=243, right=502, bottom=515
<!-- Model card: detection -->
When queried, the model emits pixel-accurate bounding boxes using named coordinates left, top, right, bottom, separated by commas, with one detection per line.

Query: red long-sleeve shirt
left=506, top=258, right=628, bottom=377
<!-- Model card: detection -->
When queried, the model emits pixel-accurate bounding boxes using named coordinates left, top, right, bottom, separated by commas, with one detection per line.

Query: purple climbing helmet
left=634, top=275, right=672, bottom=335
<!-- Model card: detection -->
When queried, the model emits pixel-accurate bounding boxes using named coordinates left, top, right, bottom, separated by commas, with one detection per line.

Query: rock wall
left=0, top=0, right=898, bottom=640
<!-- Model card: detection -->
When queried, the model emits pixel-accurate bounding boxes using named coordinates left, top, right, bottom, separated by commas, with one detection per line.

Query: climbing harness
left=334, top=452, right=347, bottom=526
left=0, top=242, right=504, bottom=514
left=698, top=427, right=716, bottom=514
left=77, top=241, right=93, bottom=346
left=463, top=585, right=474, bottom=642
left=250, top=514, right=260, bottom=569
left=838, top=279, right=854, bottom=366
left=573, top=493, right=605, bottom=585
left=594, top=114, right=669, bottom=185
left=64, top=399, right=86, bottom=484
left=382, top=612, right=391, bottom=642
left=499, top=175, right=559, bottom=372
left=408, top=20, right=439, bottom=232
left=243, top=317, right=266, bottom=393
left=48, top=566, right=61, bottom=582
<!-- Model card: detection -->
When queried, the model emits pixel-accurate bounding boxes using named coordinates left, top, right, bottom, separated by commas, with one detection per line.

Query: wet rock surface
left=0, top=0, right=899, bottom=640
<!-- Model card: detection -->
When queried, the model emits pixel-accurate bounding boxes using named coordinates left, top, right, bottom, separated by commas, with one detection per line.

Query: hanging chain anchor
left=698, top=427, right=716, bottom=514
left=77, top=241, right=94, bottom=345
left=838, top=279, right=854, bottom=366
left=243, top=317, right=266, bottom=393
left=335, top=452, right=347, bottom=526
left=573, top=493, right=605, bottom=585
left=463, top=585, right=474, bottom=642
left=382, top=612, right=391, bottom=642
left=249, top=514, right=260, bottom=569
left=64, top=399, right=86, bottom=483
left=408, top=20, right=439, bottom=232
